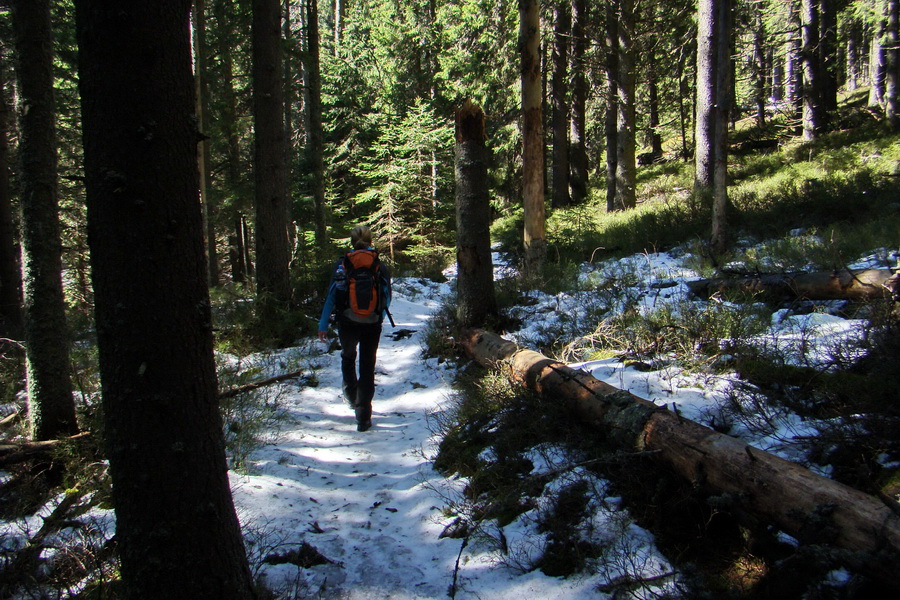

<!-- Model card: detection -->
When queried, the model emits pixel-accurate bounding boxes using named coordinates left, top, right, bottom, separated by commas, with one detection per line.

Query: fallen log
left=686, top=268, right=898, bottom=301
left=217, top=368, right=307, bottom=400
left=460, top=329, right=900, bottom=564
left=0, top=432, right=91, bottom=468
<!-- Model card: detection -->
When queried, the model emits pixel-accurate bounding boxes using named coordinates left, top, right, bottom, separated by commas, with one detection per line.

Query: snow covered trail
left=230, top=279, right=611, bottom=600
left=230, top=280, right=464, bottom=598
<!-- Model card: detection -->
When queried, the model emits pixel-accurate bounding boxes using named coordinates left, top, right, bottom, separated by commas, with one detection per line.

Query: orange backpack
left=341, top=249, right=382, bottom=320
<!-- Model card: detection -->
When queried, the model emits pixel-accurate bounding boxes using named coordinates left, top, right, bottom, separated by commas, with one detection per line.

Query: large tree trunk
left=568, top=0, right=588, bottom=205
left=306, top=0, right=328, bottom=246
left=454, top=101, right=497, bottom=329
left=870, top=6, right=887, bottom=109
left=459, top=329, right=900, bottom=572
left=74, top=2, right=256, bottom=597
left=694, top=0, right=718, bottom=196
left=550, top=0, right=570, bottom=209
left=253, top=0, right=292, bottom=304
left=887, top=0, right=900, bottom=126
left=710, top=0, right=731, bottom=254
left=686, top=268, right=899, bottom=301
left=11, top=0, right=79, bottom=441
left=519, top=0, right=546, bottom=275
left=614, top=0, right=636, bottom=211
left=0, top=53, right=22, bottom=339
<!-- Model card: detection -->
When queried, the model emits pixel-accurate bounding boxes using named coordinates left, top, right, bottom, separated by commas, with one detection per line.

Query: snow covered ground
left=2, top=245, right=894, bottom=598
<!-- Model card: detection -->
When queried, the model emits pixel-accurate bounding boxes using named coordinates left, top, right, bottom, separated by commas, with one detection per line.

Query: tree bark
left=253, top=0, right=292, bottom=304
left=459, top=329, right=900, bottom=568
left=550, top=0, right=570, bottom=209
left=194, top=0, right=219, bottom=287
left=694, top=0, right=717, bottom=195
left=74, top=2, right=255, bottom=597
left=454, top=101, right=497, bottom=329
left=801, top=0, right=824, bottom=139
left=519, top=0, right=546, bottom=275
left=306, top=0, right=328, bottom=245
left=686, top=268, right=899, bottom=301
left=870, top=5, right=887, bottom=109
left=568, top=0, right=588, bottom=205
left=11, top=0, right=79, bottom=441
left=614, top=0, right=636, bottom=211
left=886, top=0, right=900, bottom=126
left=819, top=0, right=838, bottom=113
left=0, top=52, right=22, bottom=339
left=710, top=0, right=731, bottom=254
left=604, top=1, right=618, bottom=213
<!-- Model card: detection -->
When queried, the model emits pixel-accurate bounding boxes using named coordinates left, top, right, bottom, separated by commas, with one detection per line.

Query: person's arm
left=318, top=281, right=337, bottom=341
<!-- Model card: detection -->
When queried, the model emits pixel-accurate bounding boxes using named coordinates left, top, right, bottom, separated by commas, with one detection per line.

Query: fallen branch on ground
left=217, top=369, right=308, bottom=400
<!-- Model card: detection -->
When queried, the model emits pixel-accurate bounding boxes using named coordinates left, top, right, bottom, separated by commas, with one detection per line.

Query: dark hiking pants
left=338, top=320, right=382, bottom=423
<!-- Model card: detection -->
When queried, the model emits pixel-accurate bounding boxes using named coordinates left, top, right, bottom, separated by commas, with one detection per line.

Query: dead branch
left=217, top=369, right=308, bottom=401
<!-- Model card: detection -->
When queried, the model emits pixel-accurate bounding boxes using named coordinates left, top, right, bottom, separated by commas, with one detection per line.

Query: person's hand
left=318, top=331, right=328, bottom=343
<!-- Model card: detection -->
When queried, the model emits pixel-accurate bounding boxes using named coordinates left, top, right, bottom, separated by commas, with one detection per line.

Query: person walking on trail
left=318, top=225, right=392, bottom=432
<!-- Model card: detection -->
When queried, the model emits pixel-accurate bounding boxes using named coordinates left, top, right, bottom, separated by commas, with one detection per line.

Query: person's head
left=350, top=225, right=373, bottom=250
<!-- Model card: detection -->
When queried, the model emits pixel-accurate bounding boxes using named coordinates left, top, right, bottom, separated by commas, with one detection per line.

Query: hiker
left=318, top=225, right=392, bottom=432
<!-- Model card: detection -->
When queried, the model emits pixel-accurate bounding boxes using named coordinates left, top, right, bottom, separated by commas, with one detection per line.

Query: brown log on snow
left=686, top=268, right=899, bottom=301
left=217, top=368, right=307, bottom=400
left=460, top=329, right=900, bottom=564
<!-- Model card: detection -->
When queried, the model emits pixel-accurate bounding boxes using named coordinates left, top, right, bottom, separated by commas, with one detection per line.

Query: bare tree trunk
left=886, top=0, right=900, bottom=126
left=460, top=329, right=900, bottom=577
left=253, top=0, right=292, bottom=304
left=604, top=1, right=618, bottom=212
left=801, top=0, right=824, bottom=139
left=0, top=52, right=22, bottom=339
left=711, top=0, right=731, bottom=254
left=646, top=50, right=663, bottom=159
left=687, top=268, right=898, bottom=301
left=74, top=1, right=255, bottom=596
left=614, top=0, right=636, bottom=211
left=819, top=0, right=838, bottom=113
left=568, top=0, right=588, bottom=205
left=550, top=0, right=570, bottom=209
left=870, top=6, right=887, bottom=108
left=454, top=101, right=497, bottom=329
left=694, top=0, right=717, bottom=196
left=11, top=0, right=79, bottom=441
left=194, top=0, right=218, bottom=287
left=520, top=0, right=546, bottom=276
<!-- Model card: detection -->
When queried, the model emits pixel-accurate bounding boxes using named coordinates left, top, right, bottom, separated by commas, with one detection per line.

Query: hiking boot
left=356, top=419, right=372, bottom=432
left=355, top=404, right=372, bottom=432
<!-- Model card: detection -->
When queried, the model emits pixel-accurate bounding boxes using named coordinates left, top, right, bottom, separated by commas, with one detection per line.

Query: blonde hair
left=350, top=225, right=373, bottom=250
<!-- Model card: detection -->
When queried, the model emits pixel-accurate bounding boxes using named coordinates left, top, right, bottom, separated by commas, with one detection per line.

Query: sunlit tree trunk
left=886, top=0, right=899, bottom=126
left=711, top=0, right=731, bottom=254
left=306, top=0, right=328, bottom=245
left=519, top=0, right=546, bottom=275
left=801, top=0, right=824, bottom=139
left=870, top=4, right=887, bottom=108
left=11, top=0, right=79, bottom=441
left=253, top=0, right=292, bottom=304
left=568, top=0, right=588, bottom=205
left=819, top=0, right=838, bottom=113
left=550, top=0, right=570, bottom=209
left=647, top=50, right=663, bottom=159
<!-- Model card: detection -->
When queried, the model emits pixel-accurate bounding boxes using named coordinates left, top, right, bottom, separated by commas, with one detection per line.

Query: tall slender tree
left=520, top=0, right=546, bottom=275
left=801, top=0, right=825, bottom=139
left=550, top=0, right=571, bottom=209
left=74, top=1, right=255, bottom=596
left=253, top=0, right=292, bottom=304
left=614, top=0, right=636, bottom=211
left=194, top=0, right=219, bottom=286
left=604, top=0, right=619, bottom=212
left=306, top=0, right=328, bottom=245
left=568, top=0, right=589, bottom=205
left=11, top=0, right=79, bottom=441
left=886, top=0, right=899, bottom=125
left=0, top=48, right=22, bottom=340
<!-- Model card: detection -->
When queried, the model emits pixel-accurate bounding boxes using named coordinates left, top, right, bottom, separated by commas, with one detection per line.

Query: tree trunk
left=886, top=0, right=899, bottom=126
left=694, top=0, right=718, bottom=199
left=334, top=0, right=344, bottom=56
left=604, top=1, right=618, bottom=212
left=752, top=8, right=767, bottom=128
left=550, top=0, right=570, bottom=209
left=870, top=7, right=887, bottom=109
left=213, top=0, right=248, bottom=284
left=801, top=0, right=824, bottom=139
left=454, top=101, right=497, bottom=329
left=194, top=0, right=219, bottom=287
left=819, top=0, right=838, bottom=113
left=0, top=53, right=22, bottom=339
left=786, top=2, right=802, bottom=112
left=253, top=0, right=292, bottom=305
left=459, top=329, right=900, bottom=571
left=519, top=0, right=546, bottom=275
left=686, top=268, right=899, bottom=301
left=74, top=2, right=256, bottom=597
left=568, top=0, right=588, bottom=205
left=614, top=0, right=636, bottom=211
left=710, top=0, right=731, bottom=255
left=306, top=0, right=328, bottom=245
left=11, top=0, right=79, bottom=441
